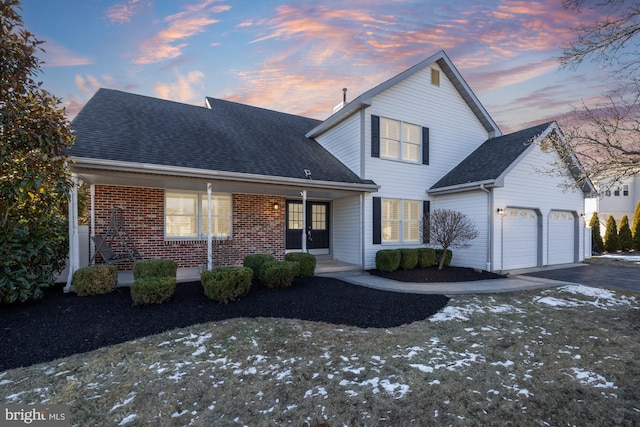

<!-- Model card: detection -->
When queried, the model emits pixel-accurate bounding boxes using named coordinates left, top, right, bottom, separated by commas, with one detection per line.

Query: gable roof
left=429, top=122, right=594, bottom=195
left=307, top=50, right=501, bottom=139
left=71, top=89, right=376, bottom=189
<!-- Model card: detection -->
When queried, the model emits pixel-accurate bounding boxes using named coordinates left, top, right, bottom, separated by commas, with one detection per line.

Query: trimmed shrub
left=260, top=261, right=298, bottom=288
left=243, top=253, right=275, bottom=279
left=72, top=265, right=118, bottom=296
left=435, top=249, right=453, bottom=267
left=603, top=215, right=620, bottom=252
left=375, top=249, right=401, bottom=272
left=588, top=212, right=604, bottom=254
left=633, top=201, right=640, bottom=251
left=618, top=215, right=633, bottom=251
left=133, top=259, right=177, bottom=280
left=417, top=248, right=436, bottom=268
left=130, top=276, right=176, bottom=306
left=399, top=248, right=419, bottom=270
left=284, top=252, right=316, bottom=277
left=201, top=267, right=252, bottom=304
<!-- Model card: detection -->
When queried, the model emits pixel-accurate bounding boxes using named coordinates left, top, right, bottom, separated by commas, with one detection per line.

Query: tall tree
left=1, top=0, right=74, bottom=302
left=632, top=200, right=640, bottom=250
left=558, top=0, right=640, bottom=189
left=603, top=215, right=620, bottom=253
left=618, top=214, right=633, bottom=251
left=588, top=211, right=604, bottom=253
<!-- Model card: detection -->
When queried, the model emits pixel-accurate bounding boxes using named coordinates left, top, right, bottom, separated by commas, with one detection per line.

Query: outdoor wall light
left=273, top=203, right=280, bottom=211
left=497, top=208, right=505, bottom=215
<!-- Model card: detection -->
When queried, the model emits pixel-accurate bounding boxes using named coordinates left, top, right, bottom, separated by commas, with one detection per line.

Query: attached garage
left=501, top=208, right=541, bottom=270
left=547, top=210, right=577, bottom=265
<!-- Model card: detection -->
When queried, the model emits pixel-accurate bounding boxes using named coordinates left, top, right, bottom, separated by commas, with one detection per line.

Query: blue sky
left=21, top=0, right=617, bottom=133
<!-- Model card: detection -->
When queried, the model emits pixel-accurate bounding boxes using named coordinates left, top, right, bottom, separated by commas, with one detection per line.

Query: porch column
left=64, top=175, right=80, bottom=293
left=301, top=190, right=307, bottom=253
left=207, top=183, right=213, bottom=270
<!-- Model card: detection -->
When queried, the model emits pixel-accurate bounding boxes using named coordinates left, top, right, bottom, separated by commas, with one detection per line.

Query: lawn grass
left=1, top=285, right=639, bottom=426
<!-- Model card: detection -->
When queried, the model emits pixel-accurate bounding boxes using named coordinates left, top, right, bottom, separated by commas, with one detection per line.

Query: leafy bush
left=243, top=253, right=275, bottom=279
left=417, top=248, right=436, bottom=268
left=284, top=252, right=316, bottom=277
left=72, top=265, right=118, bottom=296
left=133, top=259, right=177, bottom=280
left=399, top=249, right=419, bottom=270
left=375, top=250, right=401, bottom=272
left=201, top=267, right=252, bottom=304
left=434, top=249, right=453, bottom=267
left=259, top=261, right=298, bottom=288
left=130, top=276, right=176, bottom=306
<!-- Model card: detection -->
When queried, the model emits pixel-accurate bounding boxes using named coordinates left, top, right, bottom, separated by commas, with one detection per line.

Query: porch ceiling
left=74, top=167, right=373, bottom=200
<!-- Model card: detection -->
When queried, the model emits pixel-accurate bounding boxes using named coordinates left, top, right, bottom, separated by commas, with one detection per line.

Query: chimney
left=333, top=87, right=348, bottom=114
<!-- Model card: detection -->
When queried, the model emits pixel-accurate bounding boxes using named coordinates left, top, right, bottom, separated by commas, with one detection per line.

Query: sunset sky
left=21, top=0, right=620, bottom=133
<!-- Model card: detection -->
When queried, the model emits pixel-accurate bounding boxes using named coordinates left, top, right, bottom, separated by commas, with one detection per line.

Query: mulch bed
left=369, top=266, right=506, bottom=282
left=1, top=277, right=450, bottom=372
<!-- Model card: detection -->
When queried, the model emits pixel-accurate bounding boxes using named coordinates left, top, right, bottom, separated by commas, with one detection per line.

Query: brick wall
left=93, top=185, right=285, bottom=269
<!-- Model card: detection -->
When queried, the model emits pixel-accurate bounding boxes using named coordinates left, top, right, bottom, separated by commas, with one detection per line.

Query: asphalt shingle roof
left=431, top=122, right=553, bottom=190
left=71, top=88, right=373, bottom=185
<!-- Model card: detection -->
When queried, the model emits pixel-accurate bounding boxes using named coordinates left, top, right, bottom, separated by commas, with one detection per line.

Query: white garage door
left=503, top=208, right=539, bottom=270
left=548, top=211, right=575, bottom=265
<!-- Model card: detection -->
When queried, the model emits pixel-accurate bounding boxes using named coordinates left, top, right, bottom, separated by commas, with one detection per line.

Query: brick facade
left=93, top=185, right=285, bottom=269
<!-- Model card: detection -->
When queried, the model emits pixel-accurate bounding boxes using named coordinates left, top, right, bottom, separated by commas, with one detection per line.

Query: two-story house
left=66, top=50, right=594, bottom=283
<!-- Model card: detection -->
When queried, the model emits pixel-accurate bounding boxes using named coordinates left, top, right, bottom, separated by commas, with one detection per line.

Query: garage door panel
left=503, top=208, right=538, bottom=270
left=548, top=211, right=575, bottom=265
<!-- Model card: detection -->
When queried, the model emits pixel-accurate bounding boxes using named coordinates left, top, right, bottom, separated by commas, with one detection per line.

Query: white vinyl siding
left=332, top=196, right=362, bottom=265
left=382, top=198, right=421, bottom=243
left=380, top=117, right=420, bottom=162
left=165, top=191, right=232, bottom=240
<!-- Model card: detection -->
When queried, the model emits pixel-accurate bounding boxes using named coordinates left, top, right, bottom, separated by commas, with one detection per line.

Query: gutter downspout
left=480, top=184, right=492, bottom=272
left=65, top=175, right=79, bottom=293
left=207, top=183, right=212, bottom=271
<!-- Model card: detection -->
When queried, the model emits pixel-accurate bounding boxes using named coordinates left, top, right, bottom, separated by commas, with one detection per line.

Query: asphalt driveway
left=523, top=263, right=640, bottom=293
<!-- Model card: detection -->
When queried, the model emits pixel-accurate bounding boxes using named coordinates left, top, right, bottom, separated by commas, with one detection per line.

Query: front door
left=285, top=201, right=329, bottom=254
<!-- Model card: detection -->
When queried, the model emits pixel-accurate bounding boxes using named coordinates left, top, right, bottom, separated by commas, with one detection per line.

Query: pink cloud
left=154, top=70, right=205, bottom=104
left=105, top=0, right=151, bottom=24
left=39, top=41, right=92, bottom=67
left=133, top=1, right=230, bottom=64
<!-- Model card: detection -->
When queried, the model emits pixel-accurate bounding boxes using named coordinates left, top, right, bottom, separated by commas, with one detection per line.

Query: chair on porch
left=91, top=235, right=135, bottom=264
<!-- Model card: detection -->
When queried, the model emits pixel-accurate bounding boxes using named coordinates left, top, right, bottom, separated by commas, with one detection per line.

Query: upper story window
left=380, top=117, right=421, bottom=163
left=623, top=185, right=629, bottom=196
left=614, top=187, right=620, bottom=196
left=431, top=68, right=440, bottom=86
left=165, top=191, right=232, bottom=240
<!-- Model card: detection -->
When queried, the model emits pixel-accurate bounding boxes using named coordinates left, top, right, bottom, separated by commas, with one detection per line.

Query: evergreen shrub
left=417, top=248, right=436, bottom=268
left=435, top=249, right=453, bottom=267
left=284, top=252, right=316, bottom=277
left=375, top=250, right=401, bottom=272
left=259, top=261, right=298, bottom=288
left=201, top=266, right=252, bottom=304
left=130, top=276, right=176, bottom=306
left=133, top=259, right=177, bottom=280
left=72, top=265, right=118, bottom=296
left=243, top=253, right=275, bottom=279
left=399, top=248, right=419, bottom=270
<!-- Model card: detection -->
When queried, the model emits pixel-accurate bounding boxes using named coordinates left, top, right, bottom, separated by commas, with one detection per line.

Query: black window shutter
left=423, top=200, right=431, bottom=243
left=373, top=197, right=381, bottom=244
left=422, top=127, right=430, bottom=165
left=371, top=115, right=380, bottom=158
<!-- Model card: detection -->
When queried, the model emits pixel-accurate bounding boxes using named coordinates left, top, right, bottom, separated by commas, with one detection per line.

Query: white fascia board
left=71, top=157, right=380, bottom=193
left=305, top=100, right=371, bottom=139
left=427, top=179, right=499, bottom=196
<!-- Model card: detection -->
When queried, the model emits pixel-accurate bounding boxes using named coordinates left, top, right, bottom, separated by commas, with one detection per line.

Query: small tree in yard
left=0, top=0, right=74, bottom=303
left=618, top=215, right=633, bottom=251
left=632, top=201, right=640, bottom=251
left=426, top=209, right=478, bottom=270
left=603, top=215, right=620, bottom=253
left=588, top=212, right=604, bottom=254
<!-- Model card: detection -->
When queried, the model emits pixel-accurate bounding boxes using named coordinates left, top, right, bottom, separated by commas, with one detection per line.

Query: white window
left=380, top=117, right=421, bottom=162
left=623, top=185, right=629, bottom=196
left=431, top=68, right=440, bottom=86
left=165, top=191, right=232, bottom=239
left=382, top=198, right=421, bottom=243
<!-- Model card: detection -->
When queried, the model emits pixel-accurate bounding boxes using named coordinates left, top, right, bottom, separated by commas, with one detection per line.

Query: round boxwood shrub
left=201, top=266, right=252, bottom=304
left=417, top=248, right=436, bottom=268
left=434, top=249, right=453, bottom=267
left=133, top=259, right=177, bottom=280
left=72, top=265, right=118, bottom=296
left=243, top=253, right=275, bottom=279
left=284, top=252, right=316, bottom=278
left=130, top=276, right=176, bottom=306
left=259, top=260, right=298, bottom=288
left=375, top=249, right=401, bottom=272
left=399, top=248, right=419, bottom=270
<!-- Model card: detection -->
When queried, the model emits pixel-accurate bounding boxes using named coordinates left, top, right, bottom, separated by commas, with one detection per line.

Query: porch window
left=382, top=198, right=421, bottom=243
left=165, top=191, right=231, bottom=239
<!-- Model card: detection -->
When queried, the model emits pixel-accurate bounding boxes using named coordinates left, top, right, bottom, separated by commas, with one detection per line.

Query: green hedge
left=130, top=276, right=176, bottom=306
left=133, top=259, right=177, bottom=280
left=243, top=253, right=275, bottom=279
left=417, top=248, right=436, bottom=268
left=201, top=266, right=252, bottom=304
left=284, top=252, right=316, bottom=278
left=399, top=248, right=419, bottom=270
left=435, top=249, right=453, bottom=267
left=260, top=260, right=298, bottom=288
left=375, top=249, right=401, bottom=272
left=72, top=265, right=118, bottom=296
